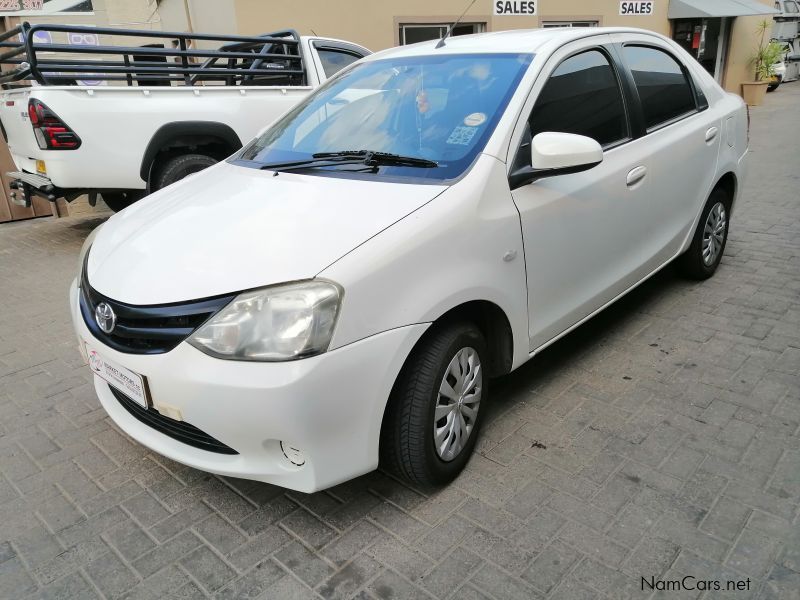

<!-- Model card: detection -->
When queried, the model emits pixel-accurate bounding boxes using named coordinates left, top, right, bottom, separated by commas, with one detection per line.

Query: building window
left=399, top=22, right=485, bottom=45
left=541, top=21, right=599, bottom=28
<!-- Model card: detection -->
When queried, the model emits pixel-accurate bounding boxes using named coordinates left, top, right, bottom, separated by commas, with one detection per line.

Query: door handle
left=705, top=127, right=719, bottom=142
left=626, top=165, right=647, bottom=187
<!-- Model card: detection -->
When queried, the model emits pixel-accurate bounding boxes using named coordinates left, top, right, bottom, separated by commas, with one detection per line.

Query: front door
left=509, top=42, right=659, bottom=351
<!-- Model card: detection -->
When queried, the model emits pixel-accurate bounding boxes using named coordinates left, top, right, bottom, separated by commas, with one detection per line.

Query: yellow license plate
left=35, top=160, right=46, bottom=175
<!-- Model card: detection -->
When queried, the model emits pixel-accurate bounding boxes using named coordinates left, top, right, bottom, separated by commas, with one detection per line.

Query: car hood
left=87, top=161, right=447, bottom=305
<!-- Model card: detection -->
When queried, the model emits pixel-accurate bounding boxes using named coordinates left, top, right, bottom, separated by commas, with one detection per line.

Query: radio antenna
left=436, top=0, right=477, bottom=49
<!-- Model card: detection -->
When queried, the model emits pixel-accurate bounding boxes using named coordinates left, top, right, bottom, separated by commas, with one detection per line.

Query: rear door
left=610, top=34, right=723, bottom=263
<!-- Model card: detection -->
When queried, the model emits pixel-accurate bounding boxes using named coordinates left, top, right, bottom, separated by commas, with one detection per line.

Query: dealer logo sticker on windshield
left=464, top=112, right=487, bottom=127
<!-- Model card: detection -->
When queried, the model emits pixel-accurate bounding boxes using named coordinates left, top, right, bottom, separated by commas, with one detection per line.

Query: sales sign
left=494, top=1, right=537, bottom=16
left=620, top=1, right=654, bottom=15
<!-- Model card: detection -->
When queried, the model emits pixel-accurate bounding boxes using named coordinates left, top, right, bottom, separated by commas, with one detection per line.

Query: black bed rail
left=0, top=22, right=306, bottom=87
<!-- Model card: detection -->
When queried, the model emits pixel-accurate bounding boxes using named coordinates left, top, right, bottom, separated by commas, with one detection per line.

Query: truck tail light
left=27, top=99, right=81, bottom=150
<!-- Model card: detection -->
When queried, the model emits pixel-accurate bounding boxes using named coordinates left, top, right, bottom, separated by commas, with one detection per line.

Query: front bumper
left=70, top=281, right=428, bottom=492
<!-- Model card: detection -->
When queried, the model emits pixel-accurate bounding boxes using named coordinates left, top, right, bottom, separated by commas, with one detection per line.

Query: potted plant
left=742, top=20, right=784, bottom=106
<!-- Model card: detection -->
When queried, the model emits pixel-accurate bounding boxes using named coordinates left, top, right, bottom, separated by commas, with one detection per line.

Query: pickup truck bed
left=0, top=23, right=369, bottom=210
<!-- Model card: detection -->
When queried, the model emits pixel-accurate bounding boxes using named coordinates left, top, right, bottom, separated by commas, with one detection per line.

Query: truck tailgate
left=0, top=89, right=39, bottom=173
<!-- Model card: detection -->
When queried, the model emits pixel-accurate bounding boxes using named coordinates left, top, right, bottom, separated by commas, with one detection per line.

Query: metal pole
left=183, top=0, right=194, bottom=34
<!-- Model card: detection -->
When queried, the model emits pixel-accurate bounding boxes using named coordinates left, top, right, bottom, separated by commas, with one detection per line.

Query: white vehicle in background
left=71, top=27, right=749, bottom=492
left=768, top=57, right=787, bottom=91
left=0, top=23, right=369, bottom=211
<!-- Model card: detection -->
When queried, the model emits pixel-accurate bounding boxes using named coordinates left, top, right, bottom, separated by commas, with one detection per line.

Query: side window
left=528, top=49, right=628, bottom=148
left=317, top=48, right=362, bottom=79
left=786, top=1, right=799, bottom=12
left=622, top=45, right=697, bottom=130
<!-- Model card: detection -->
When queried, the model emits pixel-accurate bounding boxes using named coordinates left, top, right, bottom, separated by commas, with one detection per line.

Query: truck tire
left=101, top=190, right=145, bottom=212
left=153, top=154, right=217, bottom=191
left=380, top=321, right=488, bottom=487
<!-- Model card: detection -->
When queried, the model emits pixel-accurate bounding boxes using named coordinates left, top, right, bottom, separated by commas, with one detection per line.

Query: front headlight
left=188, top=280, right=342, bottom=362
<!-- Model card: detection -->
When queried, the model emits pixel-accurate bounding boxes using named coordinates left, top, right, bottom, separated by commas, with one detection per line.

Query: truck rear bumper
left=6, top=170, right=82, bottom=206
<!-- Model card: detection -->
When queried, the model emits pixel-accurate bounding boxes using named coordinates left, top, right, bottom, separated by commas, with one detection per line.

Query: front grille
left=79, top=253, right=234, bottom=354
left=108, top=385, right=238, bottom=455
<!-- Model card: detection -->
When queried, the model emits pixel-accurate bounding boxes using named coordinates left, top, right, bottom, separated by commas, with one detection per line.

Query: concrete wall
left=723, top=1, right=776, bottom=93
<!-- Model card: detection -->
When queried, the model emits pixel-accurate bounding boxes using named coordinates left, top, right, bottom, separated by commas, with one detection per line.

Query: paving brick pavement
left=1, top=83, right=799, bottom=599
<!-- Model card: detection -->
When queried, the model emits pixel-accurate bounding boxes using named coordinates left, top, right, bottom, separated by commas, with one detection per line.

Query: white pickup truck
left=0, top=23, right=369, bottom=211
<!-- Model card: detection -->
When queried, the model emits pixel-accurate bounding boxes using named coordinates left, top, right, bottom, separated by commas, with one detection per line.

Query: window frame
left=616, top=42, right=706, bottom=135
left=541, top=21, right=600, bottom=28
left=398, top=22, right=486, bottom=46
left=512, top=44, right=634, bottom=171
left=313, top=40, right=369, bottom=80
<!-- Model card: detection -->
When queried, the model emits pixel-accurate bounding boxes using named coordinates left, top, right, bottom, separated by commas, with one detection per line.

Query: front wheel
left=380, top=322, right=488, bottom=486
left=677, top=188, right=731, bottom=280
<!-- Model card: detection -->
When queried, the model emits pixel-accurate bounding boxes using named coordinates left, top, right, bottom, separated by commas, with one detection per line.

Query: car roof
left=365, top=27, right=666, bottom=61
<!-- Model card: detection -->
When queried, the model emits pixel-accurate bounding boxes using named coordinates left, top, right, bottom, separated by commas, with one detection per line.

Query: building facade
left=159, top=0, right=777, bottom=95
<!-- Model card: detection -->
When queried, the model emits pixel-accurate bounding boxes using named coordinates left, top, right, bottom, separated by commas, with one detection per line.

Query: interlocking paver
left=0, top=84, right=798, bottom=600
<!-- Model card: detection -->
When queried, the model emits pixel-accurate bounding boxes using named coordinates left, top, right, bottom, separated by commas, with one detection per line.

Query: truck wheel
left=381, top=321, right=488, bottom=487
left=677, top=188, right=731, bottom=280
left=101, top=190, right=145, bottom=212
left=153, top=154, right=217, bottom=191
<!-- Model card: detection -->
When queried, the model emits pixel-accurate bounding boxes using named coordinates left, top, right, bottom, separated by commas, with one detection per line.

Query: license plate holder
left=84, top=342, right=150, bottom=409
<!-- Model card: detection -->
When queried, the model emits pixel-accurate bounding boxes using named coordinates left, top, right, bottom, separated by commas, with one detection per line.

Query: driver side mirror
left=509, top=132, right=603, bottom=190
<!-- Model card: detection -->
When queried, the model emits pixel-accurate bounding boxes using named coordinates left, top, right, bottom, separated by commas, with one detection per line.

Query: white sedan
left=71, top=27, right=749, bottom=492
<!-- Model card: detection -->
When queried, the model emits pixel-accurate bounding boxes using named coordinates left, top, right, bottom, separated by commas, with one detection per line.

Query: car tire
left=380, top=321, right=488, bottom=487
left=153, top=153, right=217, bottom=191
left=677, top=187, right=731, bottom=280
left=101, top=190, right=145, bottom=212
left=767, top=83, right=780, bottom=92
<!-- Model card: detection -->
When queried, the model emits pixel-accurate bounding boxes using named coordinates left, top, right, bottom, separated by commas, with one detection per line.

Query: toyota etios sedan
left=72, top=27, right=748, bottom=492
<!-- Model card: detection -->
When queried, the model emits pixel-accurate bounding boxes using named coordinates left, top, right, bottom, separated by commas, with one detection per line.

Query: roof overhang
left=668, top=0, right=779, bottom=19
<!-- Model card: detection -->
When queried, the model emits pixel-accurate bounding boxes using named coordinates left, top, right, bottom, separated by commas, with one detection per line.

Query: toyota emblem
left=94, top=302, right=116, bottom=334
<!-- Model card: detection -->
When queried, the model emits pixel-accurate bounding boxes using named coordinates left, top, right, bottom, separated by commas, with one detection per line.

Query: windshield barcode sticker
left=446, top=126, right=478, bottom=146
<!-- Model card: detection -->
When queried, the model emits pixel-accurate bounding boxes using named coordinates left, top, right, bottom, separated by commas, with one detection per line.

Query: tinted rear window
left=623, top=45, right=697, bottom=130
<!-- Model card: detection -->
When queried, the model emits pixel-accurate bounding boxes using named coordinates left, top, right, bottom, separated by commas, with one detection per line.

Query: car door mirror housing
left=509, top=132, right=603, bottom=190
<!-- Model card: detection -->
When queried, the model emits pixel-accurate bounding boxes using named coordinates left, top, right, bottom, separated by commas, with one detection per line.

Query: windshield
left=233, top=53, right=533, bottom=182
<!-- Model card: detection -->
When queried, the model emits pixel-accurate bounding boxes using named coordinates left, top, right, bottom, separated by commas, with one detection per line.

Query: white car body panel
left=70, top=27, right=749, bottom=491
left=0, top=37, right=369, bottom=191
left=87, top=161, right=446, bottom=305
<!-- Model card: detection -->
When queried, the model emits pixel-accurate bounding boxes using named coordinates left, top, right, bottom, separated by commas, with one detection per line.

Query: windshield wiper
left=259, top=155, right=367, bottom=172
left=314, top=150, right=438, bottom=168
left=258, top=150, right=438, bottom=173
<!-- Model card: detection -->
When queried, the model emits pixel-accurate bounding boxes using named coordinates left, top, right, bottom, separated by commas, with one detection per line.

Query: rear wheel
left=677, top=188, right=731, bottom=280
left=381, top=322, right=488, bottom=486
left=153, top=153, right=217, bottom=191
